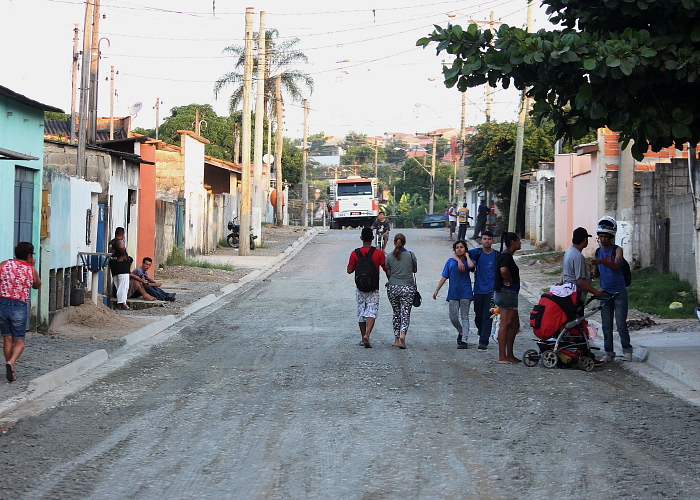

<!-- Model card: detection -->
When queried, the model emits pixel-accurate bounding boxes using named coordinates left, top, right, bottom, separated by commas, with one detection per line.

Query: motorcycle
left=227, top=217, right=258, bottom=250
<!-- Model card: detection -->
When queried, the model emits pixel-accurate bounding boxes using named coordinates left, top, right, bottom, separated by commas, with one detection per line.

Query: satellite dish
left=128, top=102, right=143, bottom=119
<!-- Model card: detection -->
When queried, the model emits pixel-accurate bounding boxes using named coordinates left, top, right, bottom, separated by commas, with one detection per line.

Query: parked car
left=421, top=213, right=445, bottom=228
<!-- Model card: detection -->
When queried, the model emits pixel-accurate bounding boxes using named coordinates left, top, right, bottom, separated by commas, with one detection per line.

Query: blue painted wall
left=0, top=94, right=45, bottom=261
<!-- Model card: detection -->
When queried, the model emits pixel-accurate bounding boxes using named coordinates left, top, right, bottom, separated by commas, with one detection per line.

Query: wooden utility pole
left=239, top=7, right=255, bottom=256
left=274, top=74, right=284, bottom=226
left=87, top=0, right=101, bottom=145
left=109, top=66, right=115, bottom=140
left=233, top=122, right=240, bottom=164
left=459, top=91, right=466, bottom=204
left=252, top=11, right=266, bottom=246
left=507, top=0, right=534, bottom=233
left=77, top=0, right=94, bottom=177
left=70, top=23, right=79, bottom=145
left=486, top=11, right=495, bottom=122
left=302, top=99, right=309, bottom=226
left=416, top=131, right=442, bottom=214
left=154, top=98, right=162, bottom=140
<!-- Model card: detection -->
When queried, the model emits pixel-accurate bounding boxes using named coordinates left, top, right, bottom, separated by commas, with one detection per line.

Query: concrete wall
left=669, top=193, right=696, bottom=289
left=525, top=166, right=555, bottom=246
left=137, top=142, right=157, bottom=267
left=155, top=149, right=184, bottom=201
left=43, top=169, right=101, bottom=269
left=554, top=153, right=600, bottom=255
left=154, top=199, right=177, bottom=267
left=181, top=133, right=207, bottom=256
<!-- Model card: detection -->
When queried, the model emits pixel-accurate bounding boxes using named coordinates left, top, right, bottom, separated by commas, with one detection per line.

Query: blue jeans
left=601, top=288, right=632, bottom=356
left=473, top=293, right=494, bottom=346
left=145, top=286, right=168, bottom=301
left=0, top=298, right=28, bottom=339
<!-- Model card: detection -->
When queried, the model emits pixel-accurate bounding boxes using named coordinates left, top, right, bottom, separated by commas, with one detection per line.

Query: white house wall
left=46, top=170, right=101, bottom=269
left=182, top=134, right=207, bottom=255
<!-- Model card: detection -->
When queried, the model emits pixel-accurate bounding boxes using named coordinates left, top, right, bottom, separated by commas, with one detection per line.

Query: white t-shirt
left=448, top=206, right=458, bottom=222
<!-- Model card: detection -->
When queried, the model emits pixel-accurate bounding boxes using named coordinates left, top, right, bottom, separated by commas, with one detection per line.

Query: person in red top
left=0, top=242, right=41, bottom=382
left=347, top=227, right=387, bottom=348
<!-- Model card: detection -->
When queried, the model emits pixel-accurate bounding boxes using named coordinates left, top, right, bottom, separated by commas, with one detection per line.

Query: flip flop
left=6, top=364, right=14, bottom=382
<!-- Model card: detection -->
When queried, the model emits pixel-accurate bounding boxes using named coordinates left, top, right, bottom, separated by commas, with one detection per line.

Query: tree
left=385, top=140, right=408, bottom=164
left=307, top=132, right=329, bottom=155
left=463, top=120, right=554, bottom=214
left=132, top=127, right=155, bottom=138
left=281, top=137, right=302, bottom=185
left=214, top=29, right=313, bottom=114
left=44, top=111, right=69, bottom=121
left=417, top=0, right=700, bottom=160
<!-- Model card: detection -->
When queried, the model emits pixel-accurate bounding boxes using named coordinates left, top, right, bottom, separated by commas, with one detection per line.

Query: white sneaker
left=603, top=355, right=614, bottom=363
left=622, top=352, right=633, bottom=362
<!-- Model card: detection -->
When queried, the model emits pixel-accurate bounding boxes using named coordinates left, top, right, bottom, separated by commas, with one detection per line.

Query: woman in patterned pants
left=384, top=233, right=418, bottom=349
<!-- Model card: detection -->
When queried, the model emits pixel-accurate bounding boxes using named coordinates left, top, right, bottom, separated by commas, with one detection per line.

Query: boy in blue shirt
left=467, top=231, right=499, bottom=350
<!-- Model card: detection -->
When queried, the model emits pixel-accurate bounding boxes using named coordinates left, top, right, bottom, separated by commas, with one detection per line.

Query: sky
left=1, top=0, right=555, bottom=140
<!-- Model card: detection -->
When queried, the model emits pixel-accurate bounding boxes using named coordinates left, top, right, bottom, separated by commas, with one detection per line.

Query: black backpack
left=595, top=244, right=631, bottom=287
left=354, top=247, right=379, bottom=292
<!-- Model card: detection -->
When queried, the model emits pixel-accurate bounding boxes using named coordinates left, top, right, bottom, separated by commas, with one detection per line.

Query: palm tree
left=214, top=28, right=314, bottom=113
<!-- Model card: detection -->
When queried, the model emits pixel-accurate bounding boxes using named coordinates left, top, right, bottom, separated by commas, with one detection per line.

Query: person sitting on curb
left=131, top=257, right=176, bottom=302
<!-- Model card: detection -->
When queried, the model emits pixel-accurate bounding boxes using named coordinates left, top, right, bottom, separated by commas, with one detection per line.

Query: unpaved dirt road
left=1, top=229, right=699, bottom=499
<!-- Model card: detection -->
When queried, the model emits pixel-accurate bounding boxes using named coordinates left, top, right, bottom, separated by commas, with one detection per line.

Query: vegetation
left=44, top=111, right=70, bottom=121
left=627, top=267, right=697, bottom=319
left=165, top=246, right=236, bottom=272
left=417, top=0, right=700, bottom=160
left=214, top=28, right=313, bottom=114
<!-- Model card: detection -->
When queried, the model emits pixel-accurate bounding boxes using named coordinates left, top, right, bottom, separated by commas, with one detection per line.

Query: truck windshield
left=337, top=182, right=372, bottom=196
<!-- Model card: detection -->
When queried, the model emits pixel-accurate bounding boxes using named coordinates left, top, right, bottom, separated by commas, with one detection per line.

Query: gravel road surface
left=1, top=229, right=699, bottom=499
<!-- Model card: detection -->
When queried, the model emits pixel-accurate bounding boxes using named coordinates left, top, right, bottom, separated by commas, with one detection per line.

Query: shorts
left=449, top=220, right=457, bottom=232
left=356, top=289, right=380, bottom=322
left=494, top=289, right=519, bottom=310
left=0, top=298, right=28, bottom=339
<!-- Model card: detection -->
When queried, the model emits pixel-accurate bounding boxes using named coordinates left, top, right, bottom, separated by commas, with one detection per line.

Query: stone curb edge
left=0, top=228, right=319, bottom=420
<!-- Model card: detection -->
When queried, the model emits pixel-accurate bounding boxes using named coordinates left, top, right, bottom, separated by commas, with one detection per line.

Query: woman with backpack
left=494, top=232, right=522, bottom=364
left=384, top=233, right=417, bottom=349
left=432, top=240, right=475, bottom=348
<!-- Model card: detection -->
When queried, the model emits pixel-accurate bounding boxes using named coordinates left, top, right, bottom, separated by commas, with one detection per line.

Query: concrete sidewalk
left=0, top=228, right=320, bottom=422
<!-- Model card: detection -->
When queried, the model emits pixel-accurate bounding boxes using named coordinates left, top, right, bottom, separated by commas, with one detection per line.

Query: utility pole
left=252, top=11, right=266, bottom=246
left=416, top=131, right=442, bottom=214
left=302, top=99, right=309, bottom=226
left=77, top=0, right=94, bottom=177
left=486, top=11, right=495, bottom=122
left=109, top=66, right=115, bottom=140
left=87, top=0, right=101, bottom=145
left=459, top=91, right=466, bottom=204
left=507, top=0, right=534, bottom=233
left=233, top=122, right=240, bottom=164
left=70, top=23, right=79, bottom=145
left=239, top=7, right=255, bottom=256
left=153, top=97, right=162, bottom=140
left=274, top=74, right=284, bottom=227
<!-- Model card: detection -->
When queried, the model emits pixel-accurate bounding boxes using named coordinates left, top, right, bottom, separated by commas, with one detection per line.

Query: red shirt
left=0, top=259, right=34, bottom=303
left=348, top=246, right=386, bottom=291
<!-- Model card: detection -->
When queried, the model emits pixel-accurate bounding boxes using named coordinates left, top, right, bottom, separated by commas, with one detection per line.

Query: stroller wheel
left=580, top=357, right=595, bottom=372
left=523, top=349, right=539, bottom=367
left=542, top=350, right=558, bottom=369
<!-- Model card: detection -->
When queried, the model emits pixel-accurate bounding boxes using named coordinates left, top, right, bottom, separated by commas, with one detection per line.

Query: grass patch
left=541, top=268, right=563, bottom=276
left=520, top=251, right=565, bottom=262
left=165, top=246, right=236, bottom=272
left=627, top=267, right=697, bottom=319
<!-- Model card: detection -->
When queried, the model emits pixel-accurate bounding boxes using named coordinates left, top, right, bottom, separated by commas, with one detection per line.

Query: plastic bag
left=586, top=323, right=598, bottom=341
left=491, top=315, right=500, bottom=344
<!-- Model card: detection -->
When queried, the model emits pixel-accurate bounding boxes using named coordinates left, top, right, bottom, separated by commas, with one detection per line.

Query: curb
left=0, top=228, right=319, bottom=420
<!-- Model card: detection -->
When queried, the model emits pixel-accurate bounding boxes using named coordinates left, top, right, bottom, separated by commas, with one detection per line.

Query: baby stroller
left=523, top=287, right=617, bottom=372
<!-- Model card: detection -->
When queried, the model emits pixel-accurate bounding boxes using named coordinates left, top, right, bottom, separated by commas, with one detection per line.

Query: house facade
left=0, top=86, right=62, bottom=329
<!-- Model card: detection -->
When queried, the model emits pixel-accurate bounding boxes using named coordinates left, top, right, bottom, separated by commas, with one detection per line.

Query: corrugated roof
left=0, top=85, right=63, bottom=113
left=44, top=119, right=129, bottom=142
left=0, top=147, right=39, bottom=161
